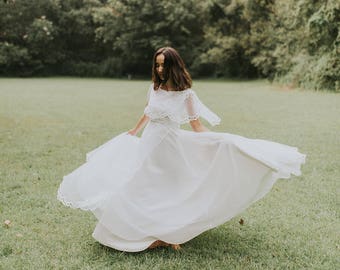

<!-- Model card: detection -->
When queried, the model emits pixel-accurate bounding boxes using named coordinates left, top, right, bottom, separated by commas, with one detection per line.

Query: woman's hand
left=190, top=119, right=210, bottom=132
left=128, top=114, right=150, bottom=136
left=128, top=129, right=138, bottom=136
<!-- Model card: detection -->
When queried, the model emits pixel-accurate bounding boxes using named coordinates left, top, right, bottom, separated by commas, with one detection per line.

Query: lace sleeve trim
left=144, top=89, right=221, bottom=126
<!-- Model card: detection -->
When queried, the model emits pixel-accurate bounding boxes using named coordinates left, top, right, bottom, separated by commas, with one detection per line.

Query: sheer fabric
left=144, top=84, right=221, bottom=126
left=57, top=84, right=305, bottom=252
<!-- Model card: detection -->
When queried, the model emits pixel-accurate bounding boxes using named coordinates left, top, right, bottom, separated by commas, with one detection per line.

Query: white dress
left=57, top=84, right=306, bottom=252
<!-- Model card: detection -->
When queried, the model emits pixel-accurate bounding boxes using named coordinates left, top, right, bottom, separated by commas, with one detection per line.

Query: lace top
left=144, top=84, right=221, bottom=126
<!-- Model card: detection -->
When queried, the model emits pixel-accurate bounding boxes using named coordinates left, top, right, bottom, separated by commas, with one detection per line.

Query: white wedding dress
left=57, top=84, right=306, bottom=252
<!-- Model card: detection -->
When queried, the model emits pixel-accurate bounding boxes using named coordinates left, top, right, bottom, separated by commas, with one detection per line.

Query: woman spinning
left=58, top=47, right=305, bottom=252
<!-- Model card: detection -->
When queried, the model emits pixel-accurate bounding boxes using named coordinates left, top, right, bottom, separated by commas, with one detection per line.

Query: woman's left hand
left=128, top=129, right=138, bottom=136
left=189, top=119, right=210, bottom=132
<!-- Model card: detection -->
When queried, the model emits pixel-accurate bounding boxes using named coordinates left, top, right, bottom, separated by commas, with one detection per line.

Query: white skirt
left=57, top=119, right=306, bottom=252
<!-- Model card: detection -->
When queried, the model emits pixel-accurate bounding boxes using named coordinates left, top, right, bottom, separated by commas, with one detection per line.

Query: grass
left=0, top=78, right=339, bottom=269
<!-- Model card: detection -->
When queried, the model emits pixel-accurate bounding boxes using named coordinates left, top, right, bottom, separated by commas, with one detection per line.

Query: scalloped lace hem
left=57, top=188, right=110, bottom=211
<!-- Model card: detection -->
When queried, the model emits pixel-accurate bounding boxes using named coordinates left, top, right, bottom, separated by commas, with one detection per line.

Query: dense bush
left=265, top=0, right=340, bottom=91
left=0, top=0, right=338, bottom=91
left=0, top=42, right=31, bottom=75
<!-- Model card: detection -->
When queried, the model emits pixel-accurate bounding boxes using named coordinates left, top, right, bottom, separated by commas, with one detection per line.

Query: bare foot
left=148, top=240, right=170, bottom=249
left=171, top=244, right=181, bottom=250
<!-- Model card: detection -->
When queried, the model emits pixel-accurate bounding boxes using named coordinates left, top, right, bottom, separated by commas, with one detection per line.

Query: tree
left=245, top=0, right=339, bottom=90
left=0, top=0, right=62, bottom=75
left=197, top=0, right=258, bottom=77
left=0, top=0, right=338, bottom=90
left=92, top=0, right=206, bottom=76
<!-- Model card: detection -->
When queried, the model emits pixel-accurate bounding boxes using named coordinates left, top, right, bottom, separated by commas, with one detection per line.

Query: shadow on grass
left=84, top=226, right=270, bottom=267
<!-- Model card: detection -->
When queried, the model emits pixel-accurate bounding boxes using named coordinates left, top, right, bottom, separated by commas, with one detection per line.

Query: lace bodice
left=144, top=84, right=221, bottom=126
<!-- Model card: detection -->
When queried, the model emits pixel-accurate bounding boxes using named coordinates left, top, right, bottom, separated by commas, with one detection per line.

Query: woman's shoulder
left=168, top=88, right=194, bottom=96
left=179, top=88, right=195, bottom=96
left=170, top=87, right=194, bottom=93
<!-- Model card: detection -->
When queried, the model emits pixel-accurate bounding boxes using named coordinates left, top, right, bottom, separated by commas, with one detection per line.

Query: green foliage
left=0, top=42, right=31, bottom=73
left=247, top=0, right=340, bottom=90
left=27, top=17, right=55, bottom=45
left=92, top=0, right=205, bottom=74
left=26, top=16, right=57, bottom=70
left=0, top=0, right=338, bottom=90
left=198, top=0, right=257, bottom=77
left=243, top=0, right=277, bottom=78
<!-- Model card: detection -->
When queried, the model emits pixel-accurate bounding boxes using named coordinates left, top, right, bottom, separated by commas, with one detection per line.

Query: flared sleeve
left=184, top=90, right=221, bottom=126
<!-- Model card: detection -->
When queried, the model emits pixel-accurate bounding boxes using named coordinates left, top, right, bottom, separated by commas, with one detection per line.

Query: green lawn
left=0, top=78, right=339, bottom=269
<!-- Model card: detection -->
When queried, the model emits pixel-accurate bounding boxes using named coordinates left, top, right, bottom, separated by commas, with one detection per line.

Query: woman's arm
left=189, top=118, right=210, bottom=132
left=128, top=114, right=150, bottom=136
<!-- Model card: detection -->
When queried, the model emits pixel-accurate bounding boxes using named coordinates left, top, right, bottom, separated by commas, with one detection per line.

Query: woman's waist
left=149, top=117, right=180, bottom=128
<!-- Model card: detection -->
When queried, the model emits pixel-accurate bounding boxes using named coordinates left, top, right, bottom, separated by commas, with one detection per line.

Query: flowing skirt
left=57, top=119, right=305, bottom=252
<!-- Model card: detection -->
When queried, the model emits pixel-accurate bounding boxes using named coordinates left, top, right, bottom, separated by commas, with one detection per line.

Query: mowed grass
left=0, top=78, right=339, bottom=269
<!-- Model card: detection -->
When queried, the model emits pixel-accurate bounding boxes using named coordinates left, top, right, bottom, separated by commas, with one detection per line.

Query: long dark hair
left=152, top=47, right=192, bottom=91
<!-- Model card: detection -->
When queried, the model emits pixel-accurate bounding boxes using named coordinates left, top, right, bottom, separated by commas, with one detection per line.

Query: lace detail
left=57, top=185, right=110, bottom=211
left=144, top=85, right=221, bottom=126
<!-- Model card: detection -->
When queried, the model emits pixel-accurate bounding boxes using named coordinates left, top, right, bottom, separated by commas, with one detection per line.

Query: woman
left=57, top=47, right=305, bottom=252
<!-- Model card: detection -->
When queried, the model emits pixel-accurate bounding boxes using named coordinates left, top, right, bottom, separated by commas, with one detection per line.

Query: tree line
left=0, top=0, right=339, bottom=91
